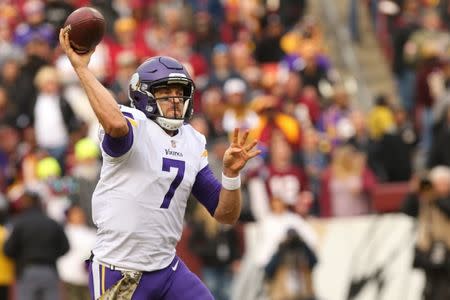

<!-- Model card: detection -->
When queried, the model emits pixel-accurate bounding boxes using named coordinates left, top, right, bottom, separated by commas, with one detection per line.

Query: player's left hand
left=223, top=128, right=261, bottom=177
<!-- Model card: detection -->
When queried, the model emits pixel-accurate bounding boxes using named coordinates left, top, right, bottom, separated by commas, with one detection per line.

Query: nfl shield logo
left=171, top=140, right=176, bottom=148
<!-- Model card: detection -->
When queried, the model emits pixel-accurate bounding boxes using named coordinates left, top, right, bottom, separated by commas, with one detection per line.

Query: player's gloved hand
left=59, top=28, right=95, bottom=70
left=222, top=128, right=261, bottom=177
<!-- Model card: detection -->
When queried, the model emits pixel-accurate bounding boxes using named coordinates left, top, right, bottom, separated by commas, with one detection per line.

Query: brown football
left=63, top=7, right=105, bottom=54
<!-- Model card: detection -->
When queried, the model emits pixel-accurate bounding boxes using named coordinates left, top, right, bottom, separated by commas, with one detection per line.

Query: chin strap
left=154, top=99, right=190, bottom=131
left=155, top=117, right=184, bottom=131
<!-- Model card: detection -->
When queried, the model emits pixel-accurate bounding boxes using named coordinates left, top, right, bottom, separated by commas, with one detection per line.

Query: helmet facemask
left=129, top=73, right=194, bottom=131
left=151, top=81, right=193, bottom=131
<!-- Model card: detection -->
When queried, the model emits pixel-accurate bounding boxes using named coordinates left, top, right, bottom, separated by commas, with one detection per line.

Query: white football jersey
left=92, top=106, right=208, bottom=271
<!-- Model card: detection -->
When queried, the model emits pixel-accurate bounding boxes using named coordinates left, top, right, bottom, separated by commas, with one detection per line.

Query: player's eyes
left=166, top=90, right=183, bottom=97
left=153, top=87, right=183, bottom=98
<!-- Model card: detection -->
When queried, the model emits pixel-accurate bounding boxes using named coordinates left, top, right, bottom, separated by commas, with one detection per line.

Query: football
left=63, top=7, right=105, bottom=54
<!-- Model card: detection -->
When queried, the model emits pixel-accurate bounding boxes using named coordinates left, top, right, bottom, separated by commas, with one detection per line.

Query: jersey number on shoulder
left=160, top=158, right=185, bottom=209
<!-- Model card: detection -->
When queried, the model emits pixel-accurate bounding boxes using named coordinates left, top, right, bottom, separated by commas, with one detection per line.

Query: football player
left=59, top=29, right=260, bottom=299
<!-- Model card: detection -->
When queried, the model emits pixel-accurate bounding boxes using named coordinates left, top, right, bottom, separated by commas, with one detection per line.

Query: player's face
left=154, top=85, right=185, bottom=119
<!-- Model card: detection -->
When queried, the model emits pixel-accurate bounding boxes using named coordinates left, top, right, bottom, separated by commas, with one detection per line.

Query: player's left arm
left=192, top=128, right=260, bottom=224
left=215, top=128, right=261, bottom=224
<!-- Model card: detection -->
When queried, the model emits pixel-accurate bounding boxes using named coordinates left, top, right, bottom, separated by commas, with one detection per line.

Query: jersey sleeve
left=98, top=107, right=142, bottom=159
left=191, top=165, right=221, bottom=216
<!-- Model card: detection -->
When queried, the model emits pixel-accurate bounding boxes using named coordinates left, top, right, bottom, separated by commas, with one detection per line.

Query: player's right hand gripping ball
left=63, top=7, right=105, bottom=54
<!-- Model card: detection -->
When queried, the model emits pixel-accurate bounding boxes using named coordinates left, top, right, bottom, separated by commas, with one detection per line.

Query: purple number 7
left=160, top=158, right=185, bottom=209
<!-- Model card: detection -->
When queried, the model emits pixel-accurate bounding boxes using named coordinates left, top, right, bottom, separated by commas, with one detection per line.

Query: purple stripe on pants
left=88, top=256, right=214, bottom=300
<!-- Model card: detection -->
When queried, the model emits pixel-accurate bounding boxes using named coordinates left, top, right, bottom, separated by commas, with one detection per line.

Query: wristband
left=222, top=172, right=241, bottom=190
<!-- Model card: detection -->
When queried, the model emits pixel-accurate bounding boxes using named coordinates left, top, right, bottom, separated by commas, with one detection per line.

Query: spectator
left=367, top=94, right=395, bottom=140
left=404, top=9, right=449, bottom=68
left=254, top=196, right=318, bottom=298
left=297, top=85, right=322, bottom=127
left=0, top=19, right=24, bottom=67
left=301, top=127, right=329, bottom=214
left=279, top=71, right=304, bottom=110
left=155, top=1, right=190, bottom=34
left=320, top=145, right=377, bottom=217
left=0, top=125, right=21, bottom=191
left=392, top=105, right=418, bottom=147
left=376, top=106, right=417, bottom=181
left=17, top=126, right=47, bottom=188
left=200, top=87, right=227, bottom=140
left=192, top=11, right=220, bottom=62
left=429, top=58, right=450, bottom=129
left=0, top=58, right=33, bottom=128
left=298, top=45, right=330, bottom=90
left=105, top=17, right=153, bottom=81
left=317, top=85, right=354, bottom=147
left=281, top=17, right=327, bottom=68
left=187, top=0, right=224, bottom=22
left=229, top=41, right=254, bottom=76
left=264, top=228, right=317, bottom=300
left=188, top=206, right=241, bottom=300
left=220, top=3, right=245, bottom=44
left=278, top=0, right=308, bottom=29
left=415, top=50, right=446, bottom=154
left=68, top=137, right=100, bottom=228
left=392, top=0, right=421, bottom=113
left=250, top=94, right=302, bottom=154
left=428, top=105, right=450, bottom=167
left=404, top=9, right=449, bottom=153
left=165, top=30, right=209, bottom=91
left=406, top=166, right=450, bottom=300
left=254, top=14, right=285, bottom=63
left=13, top=0, right=55, bottom=48
left=222, top=77, right=259, bottom=135
left=241, top=65, right=264, bottom=100
left=0, top=59, right=21, bottom=121
left=44, top=0, right=76, bottom=30
left=231, top=191, right=317, bottom=300
left=0, top=195, right=13, bottom=300
left=57, top=204, right=96, bottom=300
left=109, top=51, right=139, bottom=105
left=0, top=86, right=15, bottom=126
left=346, top=110, right=380, bottom=178
left=55, top=42, right=108, bottom=141
left=248, top=131, right=307, bottom=220
left=140, top=18, right=171, bottom=57
left=278, top=71, right=312, bottom=127
left=35, top=156, right=72, bottom=224
left=33, top=66, right=81, bottom=169
left=4, top=190, right=69, bottom=300
left=206, top=43, right=240, bottom=90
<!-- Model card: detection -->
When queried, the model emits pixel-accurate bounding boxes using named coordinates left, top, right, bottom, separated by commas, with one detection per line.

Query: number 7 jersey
left=92, top=106, right=209, bottom=272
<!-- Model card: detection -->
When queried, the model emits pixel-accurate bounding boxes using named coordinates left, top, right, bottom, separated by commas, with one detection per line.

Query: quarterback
left=59, top=29, right=260, bottom=299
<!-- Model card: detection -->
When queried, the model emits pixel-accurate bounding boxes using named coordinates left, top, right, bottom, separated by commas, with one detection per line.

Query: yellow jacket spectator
left=0, top=226, right=14, bottom=288
left=280, top=18, right=325, bottom=58
left=368, top=95, right=395, bottom=140
left=0, top=195, right=14, bottom=294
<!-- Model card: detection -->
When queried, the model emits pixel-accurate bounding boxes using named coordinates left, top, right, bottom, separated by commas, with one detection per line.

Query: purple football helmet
left=128, top=56, right=195, bottom=131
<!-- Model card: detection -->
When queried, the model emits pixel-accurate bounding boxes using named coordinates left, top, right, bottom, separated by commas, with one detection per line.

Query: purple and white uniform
left=89, top=105, right=218, bottom=299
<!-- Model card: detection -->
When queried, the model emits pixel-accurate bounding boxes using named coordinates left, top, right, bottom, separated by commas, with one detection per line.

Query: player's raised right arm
left=59, top=28, right=128, bottom=138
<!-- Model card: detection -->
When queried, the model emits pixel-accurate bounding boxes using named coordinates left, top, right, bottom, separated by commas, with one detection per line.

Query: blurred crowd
left=0, top=0, right=448, bottom=299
